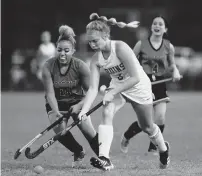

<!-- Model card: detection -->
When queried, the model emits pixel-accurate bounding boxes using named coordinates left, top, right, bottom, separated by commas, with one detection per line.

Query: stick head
left=14, top=149, right=21, bottom=159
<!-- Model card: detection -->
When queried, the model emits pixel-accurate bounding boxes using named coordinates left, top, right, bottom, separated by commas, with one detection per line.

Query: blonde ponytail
left=89, top=13, right=140, bottom=29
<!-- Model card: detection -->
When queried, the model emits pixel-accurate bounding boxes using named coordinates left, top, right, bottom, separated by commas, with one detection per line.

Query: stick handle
left=151, top=78, right=172, bottom=85
left=86, top=101, right=103, bottom=116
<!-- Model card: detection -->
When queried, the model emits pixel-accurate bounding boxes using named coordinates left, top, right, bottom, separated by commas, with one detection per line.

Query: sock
left=158, top=124, right=165, bottom=133
left=124, top=121, right=142, bottom=140
left=89, top=133, right=99, bottom=156
left=148, top=141, right=157, bottom=150
left=58, top=132, right=83, bottom=154
left=76, top=115, right=97, bottom=141
left=148, top=125, right=165, bottom=150
left=98, top=125, right=113, bottom=158
left=149, top=124, right=167, bottom=152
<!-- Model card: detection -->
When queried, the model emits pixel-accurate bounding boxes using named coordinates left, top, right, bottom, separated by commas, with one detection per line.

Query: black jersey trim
left=148, top=37, right=164, bottom=51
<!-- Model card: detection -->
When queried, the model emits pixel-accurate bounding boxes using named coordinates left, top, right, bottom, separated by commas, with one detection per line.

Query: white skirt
left=108, top=76, right=153, bottom=112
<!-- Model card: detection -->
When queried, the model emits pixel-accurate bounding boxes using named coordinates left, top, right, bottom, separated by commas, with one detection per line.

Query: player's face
left=41, top=32, right=51, bottom=43
left=151, top=17, right=167, bottom=36
left=87, top=30, right=106, bottom=51
left=56, top=40, right=75, bottom=64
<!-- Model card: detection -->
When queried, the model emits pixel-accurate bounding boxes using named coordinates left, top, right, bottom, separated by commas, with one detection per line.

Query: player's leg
left=148, top=102, right=167, bottom=152
left=48, top=111, right=85, bottom=167
left=90, top=93, right=125, bottom=171
left=131, top=102, right=170, bottom=169
left=148, top=81, right=169, bottom=152
left=90, top=102, right=115, bottom=171
left=71, top=114, right=99, bottom=156
left=154, top=102, right=167, bottom=133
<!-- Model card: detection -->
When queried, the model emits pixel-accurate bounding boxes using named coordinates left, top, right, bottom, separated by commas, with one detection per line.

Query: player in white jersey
left=78, top=13, right=170, bottom=171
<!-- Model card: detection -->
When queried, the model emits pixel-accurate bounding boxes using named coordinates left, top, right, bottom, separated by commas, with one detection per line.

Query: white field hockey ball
left=33, top=165, right=44, bottom=174
left=100, top=85, right=107, bottom=94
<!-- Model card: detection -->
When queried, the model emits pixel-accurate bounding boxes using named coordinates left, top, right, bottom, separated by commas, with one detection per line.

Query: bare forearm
left=46, top=93, right=59, bottom=113
left=170, top=64, right=179, bottom=73
left=81, top=88, right=98, bottom=113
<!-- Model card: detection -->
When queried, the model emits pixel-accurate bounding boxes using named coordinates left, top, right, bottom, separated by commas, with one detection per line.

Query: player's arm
left=167, top=43, right=181, bottom=81
left=111, top=41, right=140, bottom=95
left=71, top=61, right=91, bottom=111
left=79, top=61, right=90, bottom=92
left=133, top=41, right=142, bottom=57
left=42, top=63, right=60, bottom=114
left=80, top=54, right=100, bottom=114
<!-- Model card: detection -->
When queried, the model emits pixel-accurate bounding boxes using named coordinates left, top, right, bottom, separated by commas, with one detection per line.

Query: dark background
left=2, top=0, right=202, bottom=90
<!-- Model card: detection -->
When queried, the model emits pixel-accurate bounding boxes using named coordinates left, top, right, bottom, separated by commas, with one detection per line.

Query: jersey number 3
left=117, top=73, right=124, bottom=80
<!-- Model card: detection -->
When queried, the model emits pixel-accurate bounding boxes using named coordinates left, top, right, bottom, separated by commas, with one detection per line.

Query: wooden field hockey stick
left=14, top=112, right=71, bottom=160
left=25, top=101, right=103, bottom=159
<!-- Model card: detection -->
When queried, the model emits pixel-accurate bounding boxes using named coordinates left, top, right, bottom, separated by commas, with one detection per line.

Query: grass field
left=1, top=91, right=202, bottom=176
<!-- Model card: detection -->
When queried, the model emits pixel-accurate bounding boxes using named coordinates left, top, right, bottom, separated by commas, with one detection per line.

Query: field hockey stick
left=25, top=101, right=103, bottom=159
left=14, top=112, right=71, bottom=160
left=151, top=76, right=183, bottom=85
left=151, top=77, right=172, bottom=85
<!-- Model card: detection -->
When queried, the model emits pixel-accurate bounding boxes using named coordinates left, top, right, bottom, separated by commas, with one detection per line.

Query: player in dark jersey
left=42, top=25, right=99, bottom=167
left=121, top=16, right=181, bottom=153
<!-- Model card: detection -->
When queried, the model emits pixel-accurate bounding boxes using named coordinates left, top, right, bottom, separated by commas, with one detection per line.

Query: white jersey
left=97, top=40, right=153, bottom=105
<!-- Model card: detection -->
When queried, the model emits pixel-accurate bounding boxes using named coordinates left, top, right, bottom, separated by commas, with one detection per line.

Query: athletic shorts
left=106, top=76, right=153, bottom=113
left=147, top=74, right=170, bottom=104
left=109, top=75, right=153, bottom=105
left=45, top=100, right=80, bottom=114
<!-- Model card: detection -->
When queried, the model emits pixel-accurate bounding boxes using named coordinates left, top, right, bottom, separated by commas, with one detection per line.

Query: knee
left=53, top=125, right=63, bottom=134
left=102, top=104, right=114, bottom=125
left=155, top=114, right=166, bottom=124
left=52, top=120, right=66, bottom=134
left=141, top=124, right=155, bottom=135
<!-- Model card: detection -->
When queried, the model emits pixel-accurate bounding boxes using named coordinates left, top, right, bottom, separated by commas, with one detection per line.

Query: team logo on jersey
left=104, top=63, right=125, bottom=74
left=54, top=79, right=79, bottom=88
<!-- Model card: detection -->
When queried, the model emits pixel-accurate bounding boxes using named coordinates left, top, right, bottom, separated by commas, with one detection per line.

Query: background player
left=121, top=15, right=181, bottom=153
left=78, top=13, right=170, bottom=171
left=42, top=25, right=99, bottom=167
left=36, top=31, right=56, bottom=80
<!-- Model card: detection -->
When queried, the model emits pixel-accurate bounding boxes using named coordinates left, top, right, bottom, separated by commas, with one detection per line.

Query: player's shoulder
left=44, top=57, right=55, bottom=65
left=72, top=56, right=85, bottom=64
left=72, top=56, right=88, bottom=69
left=163, top=39, right=171, bottom=45
left=114, top=40, right=127, bottom=47
left=41, top=58, right=56, bottom=77
left=163, top=39, right=173, bottom=51
left=114, top=40, right=130, bottom=52
left=135, top=39, right=149, bottom=50
left=45, top=57, right=56, bottom=64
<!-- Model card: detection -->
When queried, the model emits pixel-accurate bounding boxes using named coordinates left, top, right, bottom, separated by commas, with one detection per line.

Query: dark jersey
left=138, top=38, right=171, bottom=76
left=45, top=57, right=88, bottom=105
